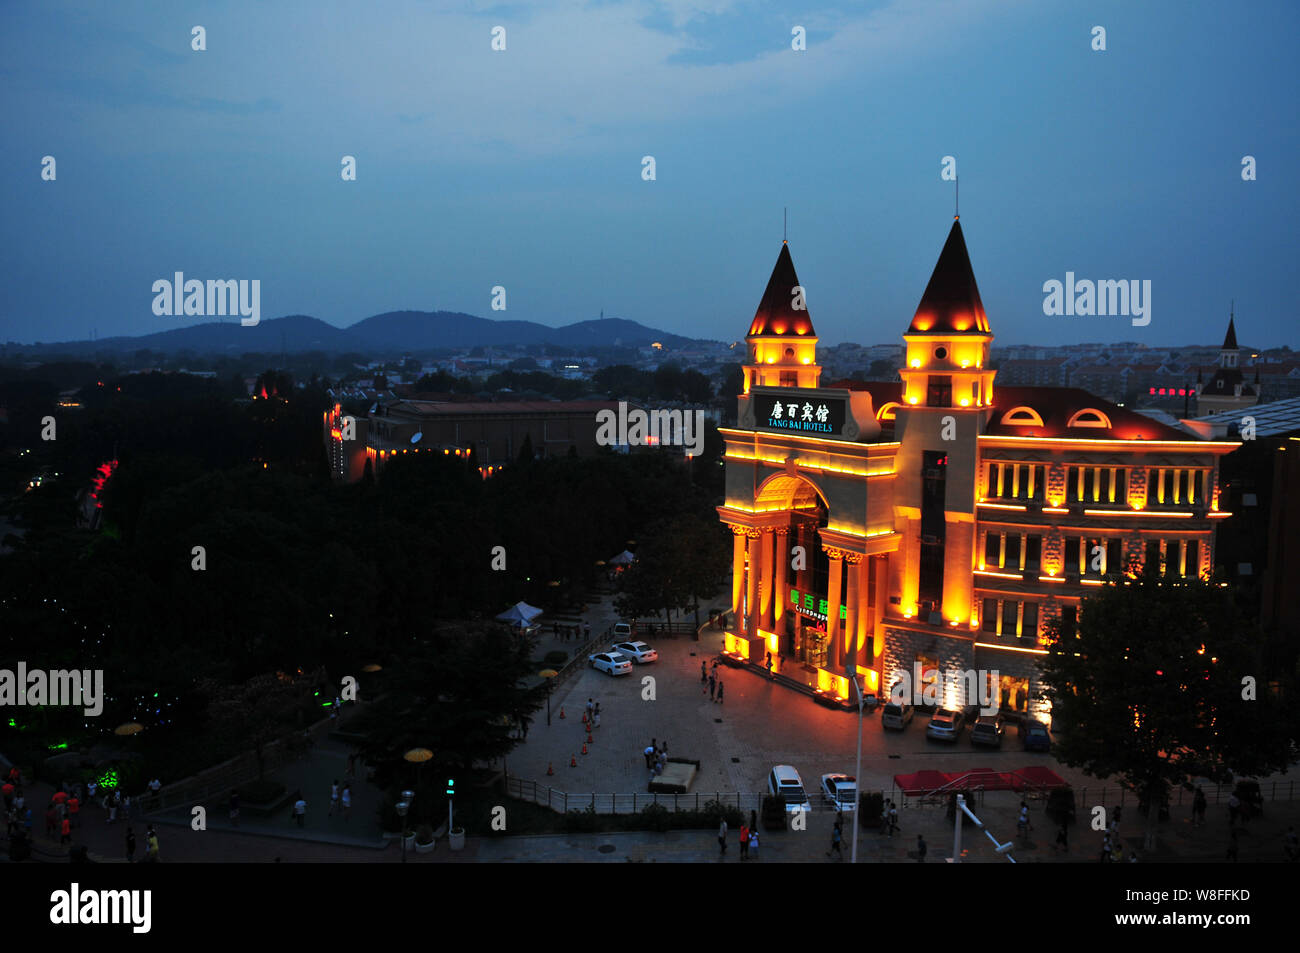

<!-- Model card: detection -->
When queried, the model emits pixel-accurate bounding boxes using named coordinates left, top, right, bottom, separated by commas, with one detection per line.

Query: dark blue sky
left=3, top=0, right=1296, bottom=348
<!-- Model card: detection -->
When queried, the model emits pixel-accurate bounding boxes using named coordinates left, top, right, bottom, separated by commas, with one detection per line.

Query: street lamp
left=849, top=673, right=865, bottom=864
left=539, top=669, right=559, bottom=725
left=396, top=796, right=411, bottom=863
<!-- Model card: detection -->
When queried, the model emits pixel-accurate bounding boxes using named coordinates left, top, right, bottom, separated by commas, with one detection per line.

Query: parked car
left=588, top=652, right=633, bottom=676
left=926, top=708, right=965, bottom=742
left=767, top=765, right=812, bottom=814
left=1020, top=720, right=1052, bottom=752
left=881, top=701, right=915, bottom=731
left=820, top=773, right=858, bottom=812
left=970, top=714, right=1005, bottom=748
left=611, top=640, right=658, bottom=664
left=612, top=622, right=634, bottom=639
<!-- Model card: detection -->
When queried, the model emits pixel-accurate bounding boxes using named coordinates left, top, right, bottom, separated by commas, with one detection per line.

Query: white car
left=820, top=773, right=858, bottom=812
left=611, top=641, right=658, bottom=664
left=589, top=652, right=633, bottom=676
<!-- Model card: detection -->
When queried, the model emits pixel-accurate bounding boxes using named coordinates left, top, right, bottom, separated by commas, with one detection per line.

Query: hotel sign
left=751, top=388, right=847, bottom=437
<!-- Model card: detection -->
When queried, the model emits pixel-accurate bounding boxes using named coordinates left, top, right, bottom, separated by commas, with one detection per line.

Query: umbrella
left=608, top=550, right=636, bottom=565
left=361, top=664, right=382, bottom=673
left=1, top=783, right=13, bottom=796
left=52, top=791, right=67, bottom=803
left=404, top=748, right=433, bottom=764
left=114, top=722, right=143, bottom=736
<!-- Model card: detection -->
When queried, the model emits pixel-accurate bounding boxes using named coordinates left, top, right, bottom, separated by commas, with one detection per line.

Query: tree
left=200, top=668, right=328, bottom=781
left=614, top=514, right=729, bottom=629
left=1038, top=566, right=1296, bottom=848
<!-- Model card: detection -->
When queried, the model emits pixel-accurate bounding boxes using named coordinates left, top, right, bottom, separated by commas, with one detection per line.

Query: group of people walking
left=717, top=813, right=761, bottom=860
left=700, top=659, right=725, bottom=703
left=644, top=738, right=668, bottom=778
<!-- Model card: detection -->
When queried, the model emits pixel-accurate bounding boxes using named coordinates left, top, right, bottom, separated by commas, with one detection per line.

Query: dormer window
left=1001, top=406, right=1044, bottom=427
left=1066, top=408, right=1111, bottom=429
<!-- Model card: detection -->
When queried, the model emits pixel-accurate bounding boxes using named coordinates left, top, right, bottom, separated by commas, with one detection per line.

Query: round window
left=785, top=347, right=794, bottom=358
left=935, top=346, right=948, bottom=360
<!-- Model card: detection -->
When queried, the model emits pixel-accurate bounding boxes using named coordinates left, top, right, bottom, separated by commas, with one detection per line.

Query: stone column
left=745, top=530, right=762, bottom=641
left=759, top=529, right=775, bottom=631
left=843, top=553, right=863, bottom=675
left=730, top=526, right=747, bottom=627
left=772, top=528, right=789, bottom=636
left=824, top=546, right=845, bottom=671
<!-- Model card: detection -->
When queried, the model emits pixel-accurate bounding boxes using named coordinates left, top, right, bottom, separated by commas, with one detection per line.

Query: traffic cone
left=559, top=707, right=565, bottom=719
left=587, top=732, right=593, bottom=744
left=547, top=762, right=554, bottom=776
left=581, top=743, right=588, bottom=755
left=570, top=754, right=577, bottom=767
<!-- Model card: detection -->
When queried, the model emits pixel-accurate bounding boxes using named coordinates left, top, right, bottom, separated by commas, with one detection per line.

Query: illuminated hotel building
left=717, top=219, right=1239, bottom=719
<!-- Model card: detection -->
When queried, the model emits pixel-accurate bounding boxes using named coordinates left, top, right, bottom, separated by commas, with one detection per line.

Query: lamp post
left=395, top=796, right=410, bottom=864
left=850, top=673, right=864, bottom=864
left=540, top=670, right=559, bottom=725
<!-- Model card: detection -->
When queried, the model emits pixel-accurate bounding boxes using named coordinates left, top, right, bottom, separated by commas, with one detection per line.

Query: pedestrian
left=827, top=823, right=843, bottom=860
left=45, top=804, right=56, bottom=839
left=293, top=794, right=307, bottom=828
left=1111, top=840, right=1123, bottom=863
left=711, top=659, right=719, bottom=678
left=717, top=679, right=725, bottom=704
left=108, top=791, right=118, bottom=825
left=765, top=652, right=773, bottom=679
left=329, top=779, right=340, bottom=816
left=68, top=794, right=80, bottom=828
left=1020, top=801, right=1033, bottom=832
left=23, top=807, right=32, bottom=836
left=708, top=674, right=716, bottom=700
left=889, top=802, right=899, bottom=835
left=1225, top=828, right=1239, bottom=862
left=739, top=823, right=750, bottom=860
left=1228, top=792, right=1241, bottom=827
left=1017, top=804, right=1030, bottom=838
left=643, top=745, right=655, bottom=769
left=229, top=790, right=240, bottom=827
left=125, top=826, right=136, bottom=863
left=749, top=828, right=760, bottom=860
left=916, top=834, right=927, bottom=863
left=1100, top=834, right=1111, bottom=862
left=587, top=698, right=595, bottom=721
left=660, top=739, right=668, bottom=757
left=1192, top=786, right=1207, bottom=827
left=122, top=793, right=132, bottom=821
left=879, top=802, right=890, bottom=835
left=593, top=705, right=601, bottom=729
left=718, top=818, right=728, bottom=857
left=60, top=816, right=72, bottom=845
left=701, top=661, right=707, bottom=684
left=1054, top=821, right=1069, bottom=853
left=87, top=780, right=97, bottom=803
left=1283, top=826, right=1298, bottom=862
left=342, top=784, right=352, bottom=820
left=146, top=825, right=160, bottom=862
left=584, top=622, right=591, bottom=639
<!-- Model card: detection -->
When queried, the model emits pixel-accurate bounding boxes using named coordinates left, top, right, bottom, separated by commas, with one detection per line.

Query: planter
left=402, top=832, right=416, bottom=851
left=449, top=828, right=465, bottom=851
left=415, top=839, right=436, bottom=854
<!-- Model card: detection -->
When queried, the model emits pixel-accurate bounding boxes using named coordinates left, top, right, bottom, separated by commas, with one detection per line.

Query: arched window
left=877, top=402, right=900, bottom=421
left=1067, top=408, right=1112, bottom=429
left=1000, top=406, right=1044, bottom=427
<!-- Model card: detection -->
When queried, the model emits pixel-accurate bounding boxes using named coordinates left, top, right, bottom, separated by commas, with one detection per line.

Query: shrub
left=1045, top=787, right=1076, bottom=827
left=241, top=778, right=286, bottom=805
left=415, top=824, right=434, bottom=845
left=859, top=791, right=884, bottom=829
left=700, top=799, right=743, bottom=828
left=761, top=795, right=786, bottom=832
left=641, top=803, right=671, bottom=832
left=543, top=650, right=568, bottom=667
left=563, top=803, right=600, bottom=833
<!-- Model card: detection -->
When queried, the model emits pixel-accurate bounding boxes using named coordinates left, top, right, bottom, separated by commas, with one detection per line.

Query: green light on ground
left=48, top=741, right=68, bottom=750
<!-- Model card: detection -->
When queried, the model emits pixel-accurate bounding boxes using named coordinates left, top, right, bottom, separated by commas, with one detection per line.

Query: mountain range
left=5, top=312, right=713, bottom=356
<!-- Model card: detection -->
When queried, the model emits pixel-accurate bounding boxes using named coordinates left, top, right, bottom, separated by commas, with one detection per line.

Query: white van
left=613, top=622, right=634, bottom=639
left=767, top=765, right=812, bottom=814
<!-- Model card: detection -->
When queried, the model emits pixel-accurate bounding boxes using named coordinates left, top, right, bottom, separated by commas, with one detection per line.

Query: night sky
left=2, top=0, right=1296, bottom=348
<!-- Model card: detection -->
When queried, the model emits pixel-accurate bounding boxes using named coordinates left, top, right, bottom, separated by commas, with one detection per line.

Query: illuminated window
left=984, top=532, right=1000, bottom=567
left=1001, top=406, right=1044, bottom=427
left=1021, top=602, right=1038, bottom=640
left=779, top=371, right=798, bottom=387
left=1005, top=534, right=1022, bottom=569
left=1001, top=600, right=1018, bottom=634
left=1000, top=674, right=1029, bottom=713
left=1026, top=534, right=1042, bottom=572
left=982, top=599, right=998, bottom=633
left=1067, top=408, right=1112, bottom=429
left=927, top=375, right=953, bottom=408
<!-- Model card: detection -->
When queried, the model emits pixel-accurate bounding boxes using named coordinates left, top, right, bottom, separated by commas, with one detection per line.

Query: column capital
left=823, top=546, right=848, bottom=562
left=725, top=523, right=750, bottom=537
left=773, top=526, right=791, bottom=537
left=745, top=528, right=764, bottom=540
left=842, top=552, right=864, bottom=565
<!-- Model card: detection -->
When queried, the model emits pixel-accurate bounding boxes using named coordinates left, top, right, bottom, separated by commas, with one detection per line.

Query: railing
left=896, top=779, right=1300, bottom=810
left=504, top=777, right=777, bottom=815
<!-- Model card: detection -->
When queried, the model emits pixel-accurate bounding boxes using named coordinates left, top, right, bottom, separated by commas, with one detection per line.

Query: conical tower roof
left=747, top=242, right=815, bottom=338
left=908, top=219, right=990, bottom=334
left=1222, top=315, right=1238, bottom=350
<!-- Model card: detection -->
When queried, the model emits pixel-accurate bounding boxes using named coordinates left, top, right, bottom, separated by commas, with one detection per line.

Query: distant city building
left=1197, top=313, right=1259, bottom=416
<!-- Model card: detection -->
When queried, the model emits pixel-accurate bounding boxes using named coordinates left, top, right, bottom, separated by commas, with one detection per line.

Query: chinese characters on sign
left=760, top=395, right=844, bottom=434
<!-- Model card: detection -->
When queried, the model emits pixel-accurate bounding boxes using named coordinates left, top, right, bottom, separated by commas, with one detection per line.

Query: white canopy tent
left=495, top=601, right=544, bottom=626
left=608, top=550, right=636, bottom=565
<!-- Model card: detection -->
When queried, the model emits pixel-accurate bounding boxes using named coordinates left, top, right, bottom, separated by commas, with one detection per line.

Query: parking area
left=510, top=627, right=1102, bottom=807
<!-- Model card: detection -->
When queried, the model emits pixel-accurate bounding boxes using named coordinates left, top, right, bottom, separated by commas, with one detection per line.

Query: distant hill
left=7, top=312, right=707, bottom=356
